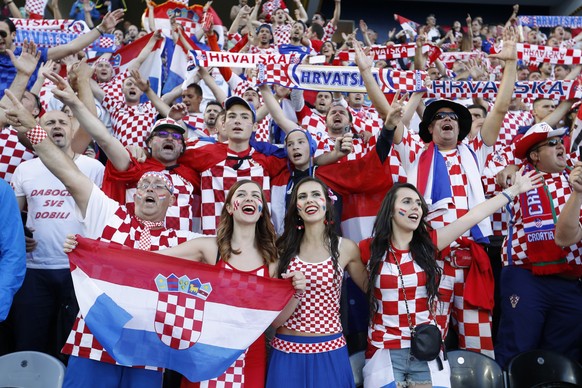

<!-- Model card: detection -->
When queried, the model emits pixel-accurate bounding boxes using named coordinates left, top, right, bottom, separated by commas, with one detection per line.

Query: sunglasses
left=0, top=31, right=8, bottom=38
left=154, top=130, right=183, bottom=141
left=533, top=137, right=564, bottom=151
left=432, top=111, right=459, bottom=121
left=136, top=181, right=172, bottom=193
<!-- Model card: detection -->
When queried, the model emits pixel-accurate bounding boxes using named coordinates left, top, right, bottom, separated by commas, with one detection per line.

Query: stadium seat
left=507, top=349, right=582, bottom=388
left=0, top=351, right=66, bottom=388
left=448, top=349, right=504, bottom=388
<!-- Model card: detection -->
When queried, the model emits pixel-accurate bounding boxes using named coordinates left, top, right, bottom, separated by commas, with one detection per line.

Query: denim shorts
left=389, top=348, right=432, bottom=387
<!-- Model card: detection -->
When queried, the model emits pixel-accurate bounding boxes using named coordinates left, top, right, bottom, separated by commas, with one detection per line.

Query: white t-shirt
left=11, top=155, right=104, bottom=269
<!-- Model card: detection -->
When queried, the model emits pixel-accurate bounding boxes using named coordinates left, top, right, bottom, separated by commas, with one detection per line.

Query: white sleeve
left=76, top=185, right=121, bottom=239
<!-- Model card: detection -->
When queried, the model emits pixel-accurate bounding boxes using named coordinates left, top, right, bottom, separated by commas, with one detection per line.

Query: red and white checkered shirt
left=62, top=188, right=200, bottom=368
left=0, top=126, right=35, bottom=183
left=348, top=106, right=383, bottom=136
left=322, top=22, right=337, bottom=43
left=502, top=157, right=582, bottom=270
left=314, top=132, right=376, bottom=161
left=284, top=253, right=344, bottom=334
left=298, top=105, right=327, bottom=138
left=184, top=113, right=210, bottom=139
left=274, top=24, right=292, bottom=45
left=101, top=70, right=158, bottom=148
left=249, top=44, right=278, bottom=55
left=368, top=247, right=438, bottom=349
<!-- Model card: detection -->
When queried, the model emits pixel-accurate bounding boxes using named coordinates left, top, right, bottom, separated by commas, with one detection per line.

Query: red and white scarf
left=518, top=164, right=568, bottom=275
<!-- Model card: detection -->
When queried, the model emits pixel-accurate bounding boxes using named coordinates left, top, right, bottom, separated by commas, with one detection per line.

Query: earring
left=297, top=217, right=304, bottom=230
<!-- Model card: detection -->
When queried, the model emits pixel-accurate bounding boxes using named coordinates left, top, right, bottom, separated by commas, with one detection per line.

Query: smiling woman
left=360, top=170, right=542, bottom=387
left=267, top=177, right=368, bottom=388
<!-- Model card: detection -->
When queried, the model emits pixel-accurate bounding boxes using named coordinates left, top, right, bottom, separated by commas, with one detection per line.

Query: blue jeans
left=389, top=348, right=432, bottom=386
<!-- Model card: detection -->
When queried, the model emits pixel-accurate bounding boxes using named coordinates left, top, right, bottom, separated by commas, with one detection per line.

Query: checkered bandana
left=139, top=171, right=175, bottom=194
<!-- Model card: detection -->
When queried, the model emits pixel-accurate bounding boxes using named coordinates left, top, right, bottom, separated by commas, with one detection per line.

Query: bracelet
left=293, top=291, right=305, bottom=301
left=26, top=125, right=48, bottom=146
left=501, top=188, right=515, bottom=203
left=96, top=26, right=104, bottom=36
left=5, top=1, right=13, bottom=5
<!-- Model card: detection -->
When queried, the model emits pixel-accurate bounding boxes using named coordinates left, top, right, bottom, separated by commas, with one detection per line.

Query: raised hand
left=4, top=90, right=38, bottom=132
left=385, top=91, right=407, bottom=128
left=9, top=40, right=41, bottom=77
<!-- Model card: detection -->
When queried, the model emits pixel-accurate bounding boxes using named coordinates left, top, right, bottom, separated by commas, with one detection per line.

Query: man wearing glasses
left=494, top=122, right=582, bottom=368
left=4, top=90, right=202, bottom=385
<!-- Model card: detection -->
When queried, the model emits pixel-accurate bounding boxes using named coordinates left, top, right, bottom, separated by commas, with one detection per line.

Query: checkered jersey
left=102, top=96, right=157, bottom=148
left=124, top=171, right=196, bottom=231
left=184, top=113, right=210, bottom=138
left=299, top=106, right=327, bottom=138
left=481, top=149, right=511, bottom=236
left=503, top=160, right=582, bottom=268
left=283, top=254, right=344, bottom=333
left=322, top=22, right=337, bottom=42
left=348, top=106, right=383, bottom=136
left=314, top=132, right=376, bottom=161
left=368, top=248, right=441, bottom=350
left=0, top=126, right=35, bottom=183
left=499, top=110, right=533, bottom=150
left=200, top=149, right=270, bottom=235
left=254, top=117, right=272, bottom=143
left=25, top=0, right=47, bottom=17
left=274, top=24, right=292, bottom=45
left=249, top=44, right=278, bottom=55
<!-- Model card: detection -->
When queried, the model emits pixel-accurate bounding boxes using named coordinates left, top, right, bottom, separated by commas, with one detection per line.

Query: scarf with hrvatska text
left=519, top=163, right=568, bottom=275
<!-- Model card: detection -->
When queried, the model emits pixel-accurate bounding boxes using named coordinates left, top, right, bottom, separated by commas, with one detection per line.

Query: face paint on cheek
left=319, top=197, right=326, bottom=212
left=398, top=208, right=407, bottom=216
left=158, top=194, right=168, bottom=200
left=233, top=200, right=240, bottom=211
left=135, top=193, right=144, bottom=200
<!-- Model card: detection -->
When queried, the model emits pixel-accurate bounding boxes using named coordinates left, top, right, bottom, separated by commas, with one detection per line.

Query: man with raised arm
left=3, top=88, right=202, bottom=388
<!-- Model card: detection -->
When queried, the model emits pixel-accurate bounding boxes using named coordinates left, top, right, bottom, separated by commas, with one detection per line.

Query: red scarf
left=518, top=164, right=568, bottom=275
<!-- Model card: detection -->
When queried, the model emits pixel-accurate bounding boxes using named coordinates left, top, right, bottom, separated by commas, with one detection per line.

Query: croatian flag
left=394, top=14, right=420, bottom=37
left=111, top=32, right=166, bottom=96
left=69, top=237, right=294, bottom=381
left=162, top=30, right=200, bottom=95
left=142, top=1, right=222, bottom=40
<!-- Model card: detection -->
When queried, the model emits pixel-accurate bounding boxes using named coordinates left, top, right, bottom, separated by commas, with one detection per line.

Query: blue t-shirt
left=0, top=46, right=48, bottom=99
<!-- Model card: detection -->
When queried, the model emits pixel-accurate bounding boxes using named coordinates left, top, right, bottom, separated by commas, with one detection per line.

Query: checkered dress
left=62, top=192, right=198, bottom=368
left=503, top=160, right=582, bottom=269
left=0, top=126, right=35, bottom=183
left=185, top=261, right=269, bottom=388
left=284, top=254, right=344, bottom=333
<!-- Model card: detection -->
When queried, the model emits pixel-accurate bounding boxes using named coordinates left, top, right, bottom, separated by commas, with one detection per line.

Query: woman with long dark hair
left=266, top=177, right=368, bottom=387
left=156, top=179, right=306, bottom=388
left=361, top=171, right=541, bottom=388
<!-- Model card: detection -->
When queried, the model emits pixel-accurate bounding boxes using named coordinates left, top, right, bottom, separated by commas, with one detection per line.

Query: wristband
left=96, top=26, right=104, bottom=36
left=501, top=188, right=516, bottom=203
left=26, top=125, right=48, bottom=145
left=293, top=291, right=305, bottom=301
left=5, top=1, right=13, bottom=5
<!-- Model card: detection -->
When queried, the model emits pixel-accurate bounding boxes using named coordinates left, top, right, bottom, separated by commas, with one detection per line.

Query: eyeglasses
left=432, top=111, right=458, bottom=121
left=532, top=138, right=564, bottom=151
left=153, top=130, right=183, bottom=141
left=0, top=31, right=8, bottom=38
left=136, top=181, right=172, bottom=193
